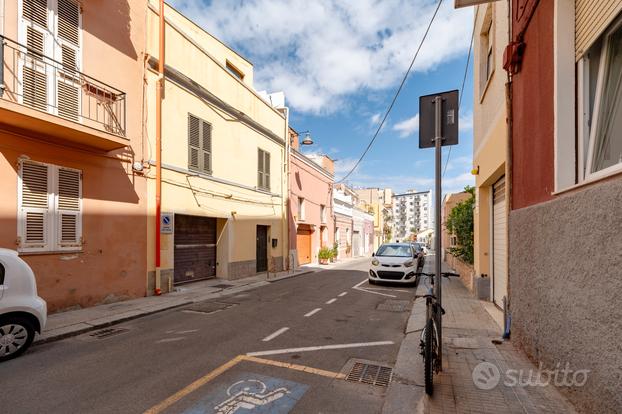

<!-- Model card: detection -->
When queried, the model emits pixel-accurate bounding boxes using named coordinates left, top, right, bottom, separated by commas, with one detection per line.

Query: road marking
left=262, top=327, right=289, bottom=342
left=156, top=337, right=186, bottom=344
left=247, top=340, right=395, bottom=357
left=325, top=298, right=337, bottom=304
left=338, top=291, right=348, bottom=297
left=365, top=287, right=409, bottom=293
left=304, top=308, right=322, bottom=317
left=177, top=329, right=199, bottom=334
left=245, top=356, right=346, bottom=379
left=143, top=355, right=245, bottom=414
left=352, top=278, right=397, bottom=298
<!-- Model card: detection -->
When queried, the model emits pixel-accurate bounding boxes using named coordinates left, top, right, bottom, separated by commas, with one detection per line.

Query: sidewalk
left=37, top=266, right=315, bottom=344
left=383, top=258, right=577, bottom=414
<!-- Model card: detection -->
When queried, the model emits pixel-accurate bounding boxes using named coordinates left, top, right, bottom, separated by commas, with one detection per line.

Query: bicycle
left=415, top=271, right=460, bottom=395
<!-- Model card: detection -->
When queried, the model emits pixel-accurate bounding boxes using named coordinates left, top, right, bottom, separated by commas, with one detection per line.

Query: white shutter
left=57, top=0, right=80, bottom=47
left=257, top=149, right=264, bottom=188
left=19, top=161, right=51, bottom=252
left=57, top=78, right=80, bottom=120
left=23, top=0, right=48, bottom=29
left=188, top=114, right=201, bottom=170
left=264, top=151, right=271, bottom=190
left=201, top=120, right=212, bottom=173
left=56, top=167, right=82, bottom=250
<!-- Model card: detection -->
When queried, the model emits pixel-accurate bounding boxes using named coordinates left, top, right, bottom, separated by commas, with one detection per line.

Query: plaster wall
left=509, top=177, right=622, bottom=414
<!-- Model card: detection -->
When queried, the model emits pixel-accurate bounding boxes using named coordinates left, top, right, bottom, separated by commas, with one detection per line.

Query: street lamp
left=298, top=130, right=314, bottom=146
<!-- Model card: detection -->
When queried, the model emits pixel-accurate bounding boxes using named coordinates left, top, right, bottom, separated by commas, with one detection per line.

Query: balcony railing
left=0, top=36, right=126, bottom=136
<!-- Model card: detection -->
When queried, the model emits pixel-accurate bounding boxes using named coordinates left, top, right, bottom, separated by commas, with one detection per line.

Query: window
left=20, top=0, right=82, bottom=118
left=298, top=197, right=305, bottom=221
left=257, top=149, right=271, bottom=190
left=188, top=114, right=212, bottom=174
left=320, top=204, right=326, bottom=223
left=479, top=5, right=494, bottom=97
left=18, top=160, right=82, bottom=252
left=226, top=60, right=244, bottom=81
left=579, top=17, right=622, bottom=179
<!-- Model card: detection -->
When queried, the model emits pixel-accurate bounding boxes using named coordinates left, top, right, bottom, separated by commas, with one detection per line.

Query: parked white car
left=0, top=249, right=47, bottom=361
left=369, top=243, right=419, bottom=285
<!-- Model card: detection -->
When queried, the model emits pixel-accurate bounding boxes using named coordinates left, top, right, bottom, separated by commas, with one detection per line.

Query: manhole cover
left=211, top=283, right=234, bottom=289
left=181, top=301, right=236, bottom=314
left=376, top=299, right=411, bottom=312
left=88, top=327, right=129, bottom=339
left=346, top=362, right=393, bottom=387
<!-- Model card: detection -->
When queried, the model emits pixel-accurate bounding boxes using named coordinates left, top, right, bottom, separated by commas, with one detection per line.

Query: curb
left=266, top=269, right=316, bottom=283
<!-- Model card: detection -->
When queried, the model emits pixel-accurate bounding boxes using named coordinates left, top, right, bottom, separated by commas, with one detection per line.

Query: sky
left=169, top=0, right=475, bottom=195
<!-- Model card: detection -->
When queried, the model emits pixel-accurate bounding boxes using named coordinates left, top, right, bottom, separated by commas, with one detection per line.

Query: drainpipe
left=504, top=0, right=513, bottom=337
left=282, top=106, right=290, bottom=272
left=154, top=0, right=165, bottom=295
left=0, top=0, right=4, bottom=98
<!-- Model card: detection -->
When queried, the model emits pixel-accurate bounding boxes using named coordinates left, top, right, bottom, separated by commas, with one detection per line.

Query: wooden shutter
left=257, top=149, right=264, bottom=188
left=188, top=114, right=201, bottom=170
left=56, top=167, right=82, bottom=249
left=23, top=0, right=48, bottom=28
left=201, top=120, right=212, bottom=173
left=23, top=66, right=48, bottom=111
left=57, top=79, right=79, bottom=120
left=57, top=0, right=80, bottom=46
left=19, top=161, right=50, bottom=251
left=576, top=0, right=622, bottom=60
left=264, top=151, right=270, bottom=190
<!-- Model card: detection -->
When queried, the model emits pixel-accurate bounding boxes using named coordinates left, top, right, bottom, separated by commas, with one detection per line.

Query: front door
left=296, top=229, right=312, bottom=265
left=256, top=225, right=268, bottom=272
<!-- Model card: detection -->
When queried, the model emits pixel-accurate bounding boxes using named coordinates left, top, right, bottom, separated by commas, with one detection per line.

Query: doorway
left=256, top=225, right=269, bottom=272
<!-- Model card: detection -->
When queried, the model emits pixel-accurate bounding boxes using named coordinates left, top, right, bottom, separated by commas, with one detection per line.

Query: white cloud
left=443, top=155, right=472, bottom=172
left=169, top=0, right=473, bottom=114
left=369, top=113, right=382, bottom=126
left=333, top=157, right=359, bottom=176
left=459, top=111, right=473, bottom=131
left=393, top=114, right=419, bottom=138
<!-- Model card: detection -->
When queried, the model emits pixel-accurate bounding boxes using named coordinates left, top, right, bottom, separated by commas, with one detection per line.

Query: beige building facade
left=145, top=2, right=287, bottom=291
left=354, top=187, right=392, bottom=250
left=471, top=1, right=509, bottom=307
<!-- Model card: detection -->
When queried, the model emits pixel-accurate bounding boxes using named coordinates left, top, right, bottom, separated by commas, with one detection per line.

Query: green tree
left=446, top=186, right=475, bottom=264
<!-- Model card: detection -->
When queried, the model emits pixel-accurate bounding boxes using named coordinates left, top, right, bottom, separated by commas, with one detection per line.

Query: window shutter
left=188, top=114, right=200, bottom=170
left=264, top=151, right=270, bottom=190
left=23, top=0, right=48, bottom=28
left=23, top=66, right=48, bottom=111
left=19, top=161, right=50, bottom=251
left=56, top=167, right=82, bottom=249
left=257, top=149, right=264, bottom=188
left=26, top=26, right=45, bottom=55
left=201, top=120, right=212, bottom=173
left=57, top=79, right=80, bottom=120
left=61, top=44, right=77, bottom=70
left=576, top=0, right=622, bottom=60
left=58, top=0, right=80, bottom=47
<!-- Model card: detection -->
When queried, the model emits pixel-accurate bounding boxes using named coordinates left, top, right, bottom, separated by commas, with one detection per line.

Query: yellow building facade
left=472, top=1, right=509, bottom=306
left=145, top=2, right=287, bottom=291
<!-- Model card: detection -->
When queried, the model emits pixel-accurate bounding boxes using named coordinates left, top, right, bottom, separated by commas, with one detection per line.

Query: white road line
left=365, top=287, right=409, bottom=293
left=354, top=287, right=397, bottom=298
left=177, top=329, right=199, bottom=334
left=338, top=292, right=348, bottom=297
left=262, top=327, right=289, bottom=342
left=326, top=298, right=337, bottom=304
left=304, top=308, right=322, bottom=317
left=156, top=337, right=186, bottom=344
left=247, top=341, right=395, bottom=357
left=352, top=279, right=367, bottom=289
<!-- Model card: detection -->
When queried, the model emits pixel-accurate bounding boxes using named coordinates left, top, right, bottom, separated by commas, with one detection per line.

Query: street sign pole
left=434, top=95, right=443, bottom=370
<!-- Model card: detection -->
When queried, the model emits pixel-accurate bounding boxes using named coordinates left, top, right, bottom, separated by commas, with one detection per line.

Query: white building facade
left=392, top=190, right=432, bottom=241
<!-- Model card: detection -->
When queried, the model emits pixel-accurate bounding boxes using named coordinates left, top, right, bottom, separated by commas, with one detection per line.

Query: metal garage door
left=492, top=177, right=507, bottom=307
left=174, top=215, right=217, bottom=284
left=296, top=229, right=312, bottom=265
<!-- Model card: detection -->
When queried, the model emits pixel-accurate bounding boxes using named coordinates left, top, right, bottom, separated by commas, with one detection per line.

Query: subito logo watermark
left=472, top=362, right=590, bottom=390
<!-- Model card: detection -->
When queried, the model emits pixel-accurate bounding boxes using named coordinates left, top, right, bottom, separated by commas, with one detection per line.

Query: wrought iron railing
left=0, top=35, right=126, bottom=137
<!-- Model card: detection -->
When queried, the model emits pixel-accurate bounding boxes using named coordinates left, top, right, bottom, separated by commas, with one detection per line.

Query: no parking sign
left=161, top=212, right=174, bottom=234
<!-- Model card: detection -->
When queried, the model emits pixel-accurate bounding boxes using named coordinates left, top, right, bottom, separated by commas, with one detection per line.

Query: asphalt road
left=0, top=258, right=418, bottom=414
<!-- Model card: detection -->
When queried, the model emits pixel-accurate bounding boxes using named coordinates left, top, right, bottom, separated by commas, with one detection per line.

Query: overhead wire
left=337, top=0, right=445, bottom=183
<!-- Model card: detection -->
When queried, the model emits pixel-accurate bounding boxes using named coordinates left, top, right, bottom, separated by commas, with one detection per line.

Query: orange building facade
left=0, top=0, right=148, bottom=312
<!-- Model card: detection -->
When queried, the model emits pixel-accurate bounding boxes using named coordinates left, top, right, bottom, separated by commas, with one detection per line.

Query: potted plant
left=318, top=247, right=332, bottom=265
left=330, top=242, right=338, bottom=262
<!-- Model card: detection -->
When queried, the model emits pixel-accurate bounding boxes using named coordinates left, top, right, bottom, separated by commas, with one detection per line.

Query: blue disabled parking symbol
left=181, top=372, right=308, bottom=414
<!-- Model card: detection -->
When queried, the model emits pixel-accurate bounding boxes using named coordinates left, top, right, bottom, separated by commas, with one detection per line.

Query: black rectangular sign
left=418, top=90, right=459, bottom=149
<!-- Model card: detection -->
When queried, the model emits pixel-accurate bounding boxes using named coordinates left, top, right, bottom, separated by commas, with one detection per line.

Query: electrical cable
left=442, top=20, right=475, bottom=179
left=337, top=0, right=445, bottom=183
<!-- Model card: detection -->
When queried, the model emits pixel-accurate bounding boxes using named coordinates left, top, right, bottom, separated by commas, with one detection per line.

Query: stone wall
left=445, top=251, right=475, bottom=293
left=509, top=177, right=622, bottom=414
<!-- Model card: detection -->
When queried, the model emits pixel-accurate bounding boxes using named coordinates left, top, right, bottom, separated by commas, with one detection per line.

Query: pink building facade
left=288, top=129, right=335, bottom=266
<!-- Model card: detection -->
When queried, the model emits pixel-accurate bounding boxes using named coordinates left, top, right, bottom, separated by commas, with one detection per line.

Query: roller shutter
left=174, top=215, right=217, bottom=284
left=576, top=0, right=622, bottom=60
left=492, top=177, right=508, bottom=307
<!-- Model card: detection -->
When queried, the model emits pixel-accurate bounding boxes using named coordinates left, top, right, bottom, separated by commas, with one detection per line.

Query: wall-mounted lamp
left=471, top=166, right=480, bottom=176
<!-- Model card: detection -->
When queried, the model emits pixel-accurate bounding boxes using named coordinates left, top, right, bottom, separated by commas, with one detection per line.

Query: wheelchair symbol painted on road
left=181, top=372, right=308, bottom=414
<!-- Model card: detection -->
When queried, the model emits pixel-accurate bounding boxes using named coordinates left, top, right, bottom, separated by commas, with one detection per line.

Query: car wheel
left=0, top=317, right=35, bottom=362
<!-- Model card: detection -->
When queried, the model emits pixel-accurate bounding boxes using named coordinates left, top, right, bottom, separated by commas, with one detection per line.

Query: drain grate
left=376, top=299, right=411, bottom=312
left=88, top=327, right=129, bottom=339
left=346, top=362, right=393, bottom=387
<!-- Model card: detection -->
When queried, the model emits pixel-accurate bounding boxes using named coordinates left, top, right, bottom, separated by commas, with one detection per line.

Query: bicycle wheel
left=424, top=318, right=434, bottom=395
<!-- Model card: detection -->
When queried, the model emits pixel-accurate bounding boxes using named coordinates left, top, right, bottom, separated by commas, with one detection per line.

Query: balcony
left=0, top=36, right=127, bottom=151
